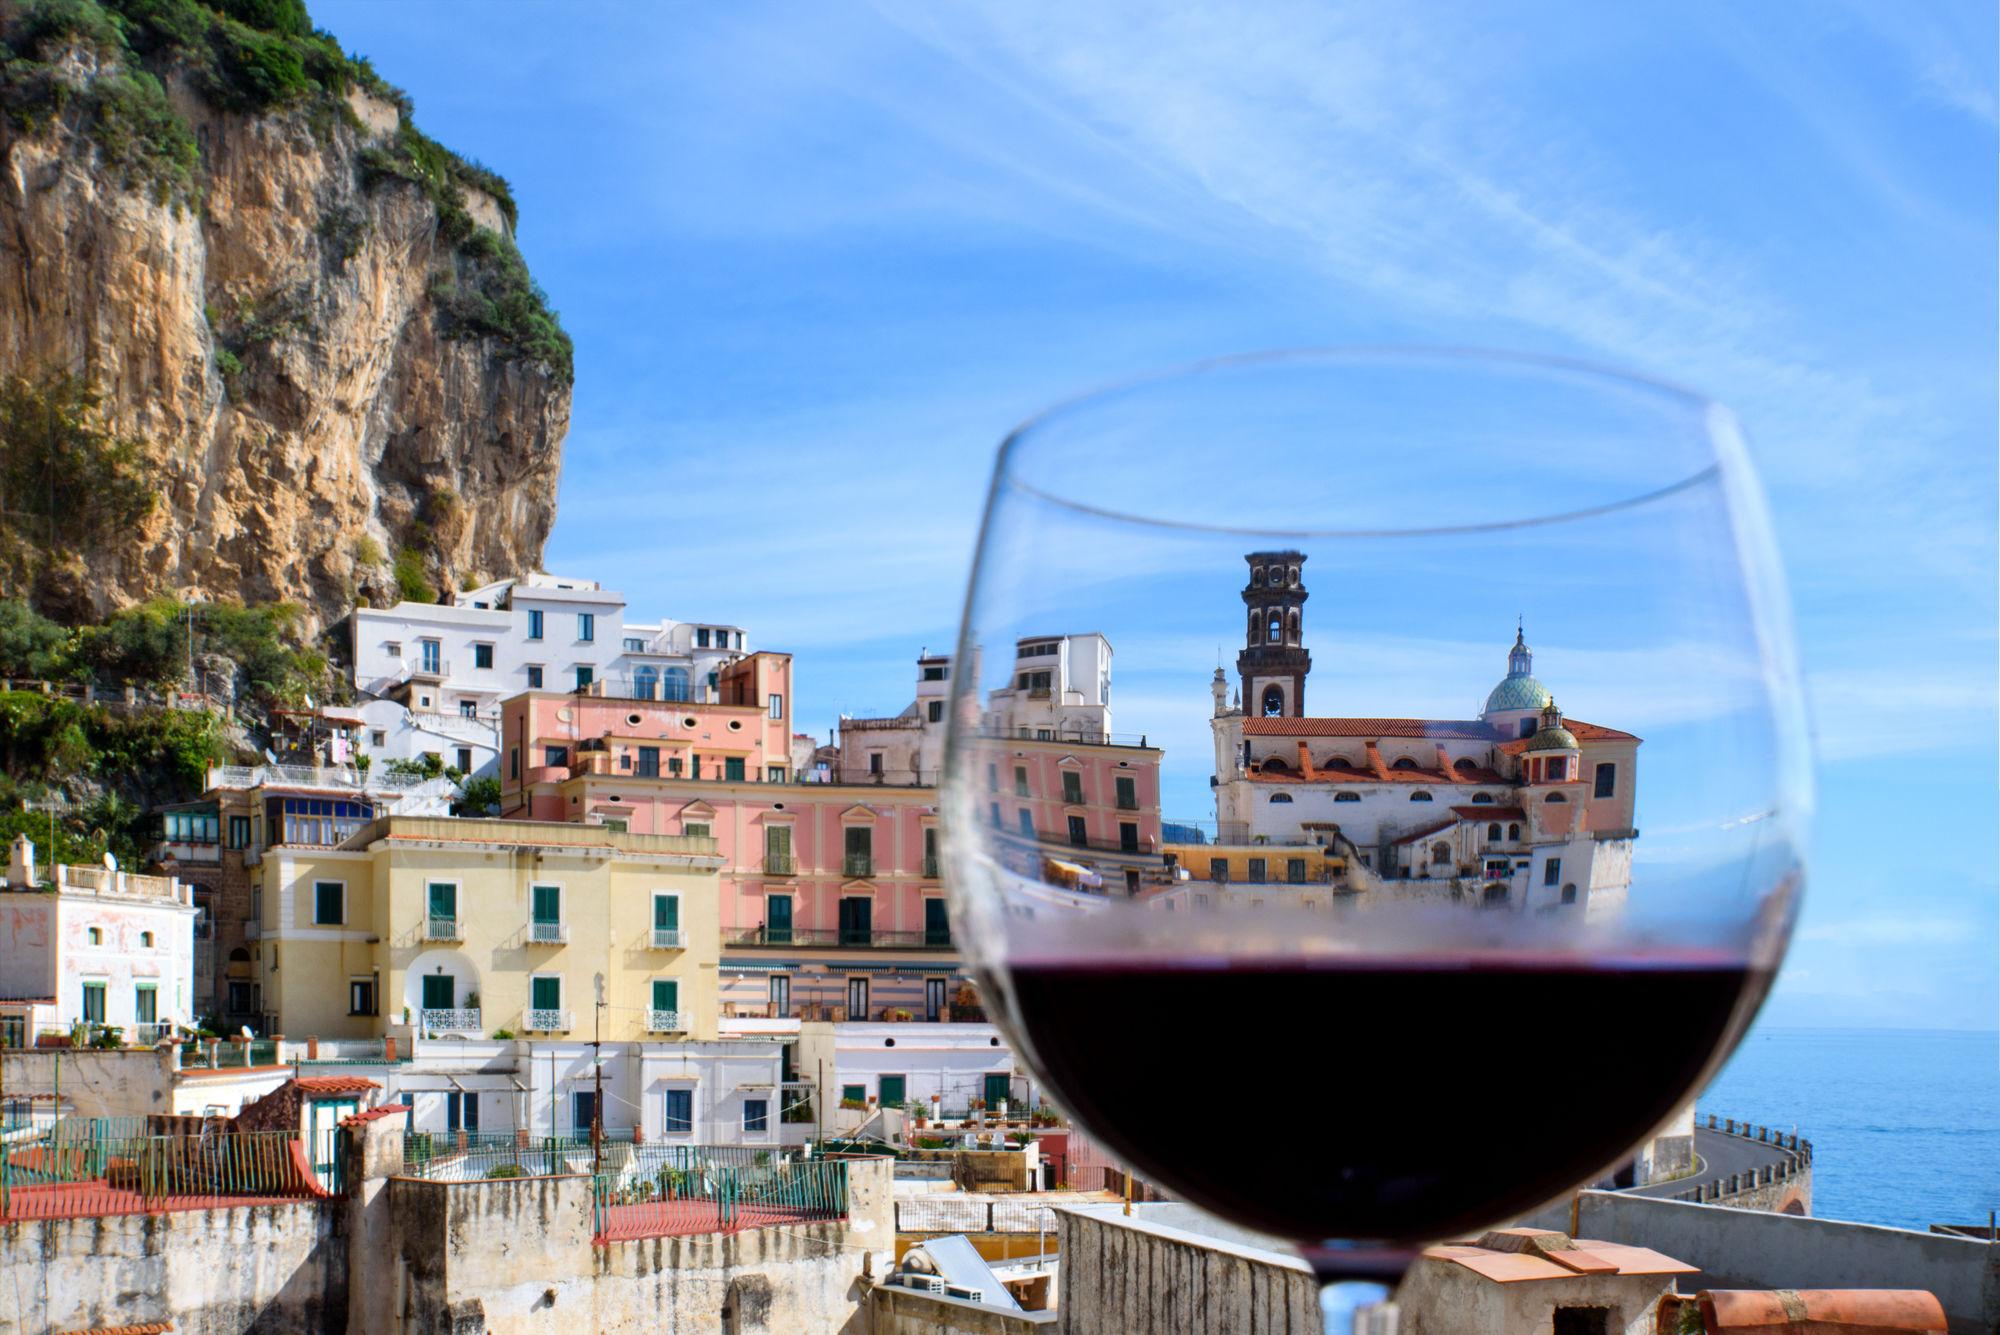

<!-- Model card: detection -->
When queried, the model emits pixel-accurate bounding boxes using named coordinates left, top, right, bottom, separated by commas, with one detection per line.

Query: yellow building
left=1162, top=841, right=1346, bottom=887
left=252, top=817, right=722, bottom=1043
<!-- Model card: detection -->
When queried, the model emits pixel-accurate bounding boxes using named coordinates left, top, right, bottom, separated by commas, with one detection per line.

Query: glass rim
left=994, top=345, right=1734, bottom=540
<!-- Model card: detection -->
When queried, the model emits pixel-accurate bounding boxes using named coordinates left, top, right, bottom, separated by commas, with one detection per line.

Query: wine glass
left=939, top=349, right=1809, bottom=1328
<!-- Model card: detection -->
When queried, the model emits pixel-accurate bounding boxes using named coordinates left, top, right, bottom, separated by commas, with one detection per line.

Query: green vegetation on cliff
left=0, top=0, right=571, bottom=381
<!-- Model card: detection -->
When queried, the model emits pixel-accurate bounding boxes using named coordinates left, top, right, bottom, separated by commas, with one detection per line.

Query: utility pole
left=591, top=973, right=605, bottom=1175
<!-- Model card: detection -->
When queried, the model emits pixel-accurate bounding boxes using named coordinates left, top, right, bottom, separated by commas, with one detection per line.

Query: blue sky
left=315, top=2, right=1996, bottom=1030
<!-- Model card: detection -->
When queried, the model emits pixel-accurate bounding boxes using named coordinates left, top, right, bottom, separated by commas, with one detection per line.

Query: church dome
left=1521, top=723, right=1578, bottom=752
left=1484, top=674, right=1552, bottom=714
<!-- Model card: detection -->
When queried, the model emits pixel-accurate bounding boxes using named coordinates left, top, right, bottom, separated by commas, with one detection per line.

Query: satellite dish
left=239, top=1025, right=254, bottom=1040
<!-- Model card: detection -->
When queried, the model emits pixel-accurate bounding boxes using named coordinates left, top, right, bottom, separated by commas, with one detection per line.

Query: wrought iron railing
left=763, top=853, right=796, bottom=875
left=651, top=928, right=686, bottom=950
left=843, top=855, right=874, bottom=878
left=921, top=856, right=941, bottom=879
left=524, top=1009, right=572, bottom=1033
left=529, top=920, right=568, bottom=944
left=425, top=915, right=461, bottom=941
left=0, top=1125, right=327, bottom=1221
left=646, top=1009, right=688, bottom=1033
left=726, top=926, right=954, bottom=951
left=592, top=1149, right=843, bottom=1242
left=418, top=1008, right=481, bottom=1035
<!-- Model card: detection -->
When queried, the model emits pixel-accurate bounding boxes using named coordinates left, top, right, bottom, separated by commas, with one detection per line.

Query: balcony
left=529, top=920, right=567, bottom=944
left=524, top=1008, right=572, bottom=1033
left=131, top=1022, right=172, bottom=1045
left=763, top=853, right=797, bottom=876
left=420, top=1008, right=481, bottom=1035
left=1116, top=795, right=1140, bottom=811
left=647, top=1009, right=688, bottom=1033
left=843, top=855, right=874, bottom=878
left=409, top=657, right=451, bottom=682
left=651, top=928, right=687, bottom=950
left=727, top=926, right=956, bottom=951
left=921, top=856, right=940, bottom=880
left=425, top=915, right=461, bottom=941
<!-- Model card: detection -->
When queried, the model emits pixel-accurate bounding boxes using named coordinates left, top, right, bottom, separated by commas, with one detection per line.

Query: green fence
left=0, top=1128, right=321, bottom=1221
left=591, top=1156, right=847, bottom=1241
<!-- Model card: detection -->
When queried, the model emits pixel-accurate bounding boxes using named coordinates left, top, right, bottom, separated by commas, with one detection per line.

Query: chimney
left=8, top=834, right=33, bottom=889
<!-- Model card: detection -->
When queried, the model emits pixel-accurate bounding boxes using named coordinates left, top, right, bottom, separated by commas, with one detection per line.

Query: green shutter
left=651, top=980, right=678, bottom=1012
left=654, top=896, right=679, bottom=930
left=724, top=757, right=745, bottom=781
left=428, top=882, right=455, bottom=918
left=984, top=1073, right=1011, bottom=1107
left=878, top=1075, right=906, bottom=1107
left=531, top=976, right=561, bottom=1009
left=422, top=975, right=454, bottom=1009
left=532, top=884, right=560, bottom=923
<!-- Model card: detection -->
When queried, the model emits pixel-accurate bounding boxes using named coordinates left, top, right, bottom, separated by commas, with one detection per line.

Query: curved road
left=1626, top=1126, right=1798, bottom=1199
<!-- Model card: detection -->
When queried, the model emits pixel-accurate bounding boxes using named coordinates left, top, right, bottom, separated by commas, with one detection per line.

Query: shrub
left=392, top=547, right=434, bottom=604
left=483, top=1163, right=523, bottom=1179
left=90, top=68, right=198, bottom=201
left=490, top=1028, right=514, bottom=1040
left=453, top=775, right=499, bottom=816
left=0, top=601, right=73, bottom=678
left=351, top=535, right=383, bottom=567
left=0, top=372, right=156, bottom=556
left=91, top=1024, right=124, bottom=1049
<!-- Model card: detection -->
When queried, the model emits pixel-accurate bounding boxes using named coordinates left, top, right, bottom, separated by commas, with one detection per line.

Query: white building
left=836, top=651, right=956, bottom=785
left=349, top=573, right=749, bottom=779
left=0, top=837, right=197, bottom=1047
left=982, top=633, right=1114, bottom=742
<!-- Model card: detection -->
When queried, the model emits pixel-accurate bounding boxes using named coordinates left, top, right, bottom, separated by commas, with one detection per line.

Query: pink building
left=967, top=734, right=1166, bottom=896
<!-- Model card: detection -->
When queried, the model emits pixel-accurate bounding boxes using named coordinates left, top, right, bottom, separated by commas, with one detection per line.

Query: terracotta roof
left=293, top=1075, right=380, bottom=1096
left=1244, top=717, right=1499, bottom=740
left=58, top=1325, right=173, bottom=1335
left=1392, top=818, right=1469, bottom=845
left=1699, top=1289, right=1946, bottom=1333
left=1422, top=1229, right=1696, bottom=1284
left=1249, top=766, right=1506, bottom=786
left=341, top=1102, right=411, bottom=1127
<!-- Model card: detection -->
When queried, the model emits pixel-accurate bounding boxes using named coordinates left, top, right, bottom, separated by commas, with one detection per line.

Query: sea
left=1699, top=1026, right=2000, bottom=1233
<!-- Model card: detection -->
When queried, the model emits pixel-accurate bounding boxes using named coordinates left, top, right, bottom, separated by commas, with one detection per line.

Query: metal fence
left=0, top=1127, right=324, bottom=1221
left=893, top=1195, right=1061, bottom=1234
left=401, top=1135, right=794, bottom=1183
left=592, top=1153, right=846, bottom=1242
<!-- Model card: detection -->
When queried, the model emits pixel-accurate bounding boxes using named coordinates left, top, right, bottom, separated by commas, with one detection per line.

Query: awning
left=1046, top=859, right=1103, bottom=886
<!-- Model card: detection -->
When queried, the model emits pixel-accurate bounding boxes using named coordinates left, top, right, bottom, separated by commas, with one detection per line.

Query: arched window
left=87, top=927, right=102, bottom=945
left=661, top=667, right=691, bottom=702
left=1547, top=757, right=1568, bottom=782
left=1409, top=791, right=1434, bottom=802
left=1482, top=883, right=1509, bottom=905
left=1248, top=609, right=1260, bottom=641
left=1471, top=792, right=1494, bottom=804
left=1486, top=823, right=1501, bottom=840
left=1454, top=758, right=1478, bottom=774
left=1560, top=883, right=1578, bottom=905
left=1334, top=791, right=1361, bottom=803
left=1260, top=755, right=1290, bottom=773
left=1267, top=614, right=1282, bottom=644
left=1251, top=566, right=1265, bottom=587
left=1261, top=685, right=1285, bottom=716
left=1268, top=793, right=1294, bottom=804
left=1287, top=565, right=1300, bottom=587
left=1507, top=823, right=1521, bottom=840
left=1546, top=792, right=1568, bottom=803
left=1390, top=757, right=1419, bottom=771
left=632, top=665, right=660, bottom=700
left=1322, top=755, right=1354, bottom=770
left=1286, top=609, right=1299, bottom=643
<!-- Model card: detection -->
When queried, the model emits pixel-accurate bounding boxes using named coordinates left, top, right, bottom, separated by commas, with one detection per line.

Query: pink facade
left=967, top=736, right=1165, bottom=893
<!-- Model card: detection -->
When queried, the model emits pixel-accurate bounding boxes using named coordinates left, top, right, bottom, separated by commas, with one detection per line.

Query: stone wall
left=1, top=1045, right=175, bottom=1118
left=0, top=1200, right=346, bottom=1335
left=1573, top=1191, right=2000, bottom=1335
left=1054, top=1203, right=1320, bottom=1334
left=868, top=1283, right=1057, bottom=1334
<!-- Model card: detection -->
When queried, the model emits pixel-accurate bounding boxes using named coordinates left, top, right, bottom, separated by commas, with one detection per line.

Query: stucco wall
left=0, top=1200, right=345, bottom=1335
left=869, top=1283, right=1056, bottom=1334
left=1, top=1046, right=176, bottom=1118
left=1573, top=1191, right=1999, bottom=1334
left=1054, top=1203, right=1320, bottom=1334
left=1395, top=1254, right=1671, bottom=1334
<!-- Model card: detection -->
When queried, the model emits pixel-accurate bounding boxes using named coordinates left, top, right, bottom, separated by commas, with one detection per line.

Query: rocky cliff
left=0, top=0, right=571, bottom=628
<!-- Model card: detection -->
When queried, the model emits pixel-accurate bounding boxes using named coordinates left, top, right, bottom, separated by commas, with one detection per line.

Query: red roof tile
left=1244, top=717, right=1499, bottom=740
left=1700, top=1289, right=1946, bottom=1333
left=1393, top=818, right=1466, bottom=845
left=58, top=1324, right=173, bottom=1335
left=340, top=1102, right=410, bottom=1127
left=293, top=1075, right=380, bottom=1096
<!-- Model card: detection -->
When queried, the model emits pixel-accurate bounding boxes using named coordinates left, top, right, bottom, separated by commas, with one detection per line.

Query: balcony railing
left=843, top=855, right=874, bottom=878
left=1116, top=795, right=1140, bottom=811
left=921, top=856, right=940, bottom=879
left=425, top=915, right=461, bottom=941
left=763, top=853, right=796, bottom=875
left=131, top=1022, right=172, bottom=1045
left=529, top=920, right=568, bottom=944
left=647, top=1009, right=688, bottom=1033
left=651, top=928, right=687, bottom=950
left=420, top=1008, right=480, bottom=1035
left=525, top=1008, right=572, bottom=1033
left=727, top=926, right=955, bottom=951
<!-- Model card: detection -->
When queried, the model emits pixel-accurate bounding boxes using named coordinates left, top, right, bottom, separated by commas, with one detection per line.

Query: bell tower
left=1236, top=551, right=1311, bottom=718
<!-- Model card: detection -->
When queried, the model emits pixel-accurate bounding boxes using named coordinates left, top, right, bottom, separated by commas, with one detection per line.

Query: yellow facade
left=253, top=817, right=723, bottom=1043
left=1161, top=841, right=1346, bottom=886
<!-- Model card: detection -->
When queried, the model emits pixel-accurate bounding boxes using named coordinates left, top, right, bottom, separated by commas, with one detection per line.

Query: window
left=81, top=981, right=105, bottom=1023
left=1017, top=809, right=1035, bottom=837
left=446, top=1091, right=480, bottom=1134
left=1553, top=1307, right=1611, bottom=1335
left=459, top=701, right=477, bottom=718
left=527, top=609, right=544, bottom=640
left=134, top=984, right=156, bottom=1024
left=847, top=976, right=869, bottom=1019
left=1208, top=858, right=1228, bottom=883
left=526, top=664, right=543, bottom=689
left=770, top=693, right=785, bottom=720
left=577, top=613, right=595, bottom=642
left=841, top=1084, right=866, bottom=1106
left=635, top=746, right=660, bottom=778
left=227, top=981, right=252, bottom=1014
left=765, top=894, right=793, bottom=945
left=1520, top=717, right=1537, bottom=738
left=695, top=627, right=711, bottom=648
left=838, top=895, right=872, bottom=946
left=1561, top=883, right=1578, bottom=905
left=1594, top=762, right=1617, bottom=798
left=1269, top=792, right=1294, bottom=804
left=724, top=757, right=745, bottom=782
left=652, top=979, right=679, bottom=1017
left=668, top=757, right=684, bottom=777
left=1409, top=791, right=1434, bottom=802
left=744, top=1098, right=768, bottom=1133
left=531, top=974, right=562, bottom=1011
left=926, top=700, right=943, bottom=723
left=662, top=667, right=690, bottom=702
left=1246, top=857, right=1267, bottom=882
left=545, top=745, right=568, bottom=768
left=349, top=978, right=376, bottom=1015
left=1066, top=815, right=1088, bottom=847
left=370, top=730, right=386, bottom=747
left=878, top=1074, right=906, bottom=1107
left=1119, top=821, right=1139, bottom=852
left=1547, top=757, right=1567, bottom=782
left=87, top=927, right=102, bottom=946
left=1287, top=858, right=1307, bottom=883
left=1487, top=823, right=1502, bottom=840
left=769, top=973, right=791, bottom=1012
left=922, top=665, right=946, bottom=681
left=1547, top=792, right=1568, bottom=803
left=1391, top=757, right=1420, bottom=771
left=455, top=747, right=473, bottom=773
left=139, top=929, right=153, bottom=949
left=473, top=643, right=493, bottom=670
left=1262, top=685, right=1284, bottom=716
left=1062, top=772, right=1084, bottom=804
left=419, top=640, right=441, bottom=673
left=313, top=881, right=343, bottom=926
left=532, top=883, right=561, bottom=933
left=654, top=894, right=681, bottom=941
left=1471, top=792, right=1494, bottom=804
left=767, top=765, right=785, bottom=782
left=843, top=826, right=873, bottom=877
left=989, top=802, right=1001, bottom=828
left=385, top=641, right=401, bottom=657
left=1508, top=823, right=1521, bottom=840
left=427, top=881, right=457, bottom=930
left=1334, top=791, right=1360, bottom=803
left=924, top=897, right=950, bottom=946
left=574, top=665, right=594, bottom=691
left=510, top=747, right=520, bottom=780
left=1012, top=766, right=1030, bottom=797
left=664, top=1088, right=692, bottom=1134
left=1115, top=776, right=1137, bottom=810
left=1544, top=858, right=1562, bottom=887
left=1267, top=613, right=1282, bottom=643
left=684, top=822, right=710, bottom=838
left=1483, top=883, right=1509, bottom=905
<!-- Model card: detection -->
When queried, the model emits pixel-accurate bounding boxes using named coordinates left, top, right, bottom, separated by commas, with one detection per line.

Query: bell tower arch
left=1236, top=551, right=1311, bottom=717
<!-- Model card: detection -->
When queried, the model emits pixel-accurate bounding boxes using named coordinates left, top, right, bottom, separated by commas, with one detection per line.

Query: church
left=1206, top=551, right=1640, bottom=912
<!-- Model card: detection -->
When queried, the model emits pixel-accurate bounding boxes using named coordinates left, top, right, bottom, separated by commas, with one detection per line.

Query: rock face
left=0, top=15, right=571, bottom=628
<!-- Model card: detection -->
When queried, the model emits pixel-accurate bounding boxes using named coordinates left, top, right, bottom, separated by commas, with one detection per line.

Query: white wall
left=832, top=1023, right=1015, bottom=1111
left=0, top=888, right=197, bottom=1039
